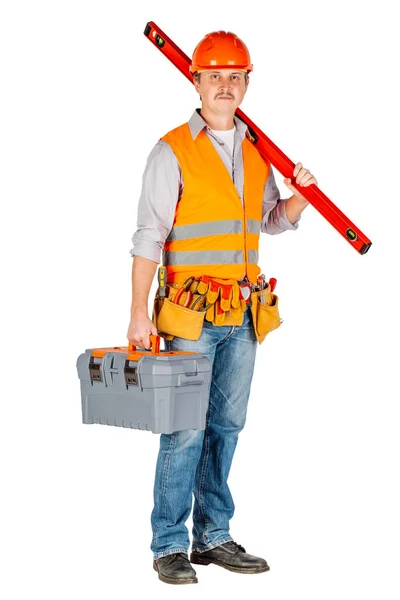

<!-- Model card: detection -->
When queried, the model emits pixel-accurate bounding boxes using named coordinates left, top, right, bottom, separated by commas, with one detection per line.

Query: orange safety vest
left=161, top=122, right=270, bottom=285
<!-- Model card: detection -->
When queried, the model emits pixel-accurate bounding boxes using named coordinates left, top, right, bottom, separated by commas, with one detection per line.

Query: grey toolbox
left=76, top=335, right=211, bottom=434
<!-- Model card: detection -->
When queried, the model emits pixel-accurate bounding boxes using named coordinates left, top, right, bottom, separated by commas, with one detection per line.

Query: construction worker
left=127, top=30, right=317, bottom=585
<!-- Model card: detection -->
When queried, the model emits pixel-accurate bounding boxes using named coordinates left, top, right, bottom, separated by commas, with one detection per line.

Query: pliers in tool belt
left=174, top=276, right=195, bottom=307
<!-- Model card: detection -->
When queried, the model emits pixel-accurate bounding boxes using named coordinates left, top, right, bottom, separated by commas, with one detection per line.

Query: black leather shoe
left=190, top=541, right=270, bottom=574
left=153, top=552, right=198, bottom=584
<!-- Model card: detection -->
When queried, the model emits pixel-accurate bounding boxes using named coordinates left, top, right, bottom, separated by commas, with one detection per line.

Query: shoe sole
left=190, top=554, right=270, bottom=574
left=153, top=561, right=198, bottom=584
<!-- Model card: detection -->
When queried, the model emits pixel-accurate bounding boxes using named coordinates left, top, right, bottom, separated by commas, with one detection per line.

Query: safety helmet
left=189, top=31, right=253, bottom=74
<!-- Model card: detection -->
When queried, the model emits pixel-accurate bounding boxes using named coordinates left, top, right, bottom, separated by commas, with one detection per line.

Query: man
left=127, top=31, right=317, bottom=585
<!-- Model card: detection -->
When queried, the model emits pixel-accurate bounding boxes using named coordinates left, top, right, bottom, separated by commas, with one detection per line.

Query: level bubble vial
left=346, top=228, right=358, bottom=241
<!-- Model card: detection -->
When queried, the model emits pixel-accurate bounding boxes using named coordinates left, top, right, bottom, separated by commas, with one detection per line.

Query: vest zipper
left=242, top=191, right=248, bottom=280
left=233, top=152, right=247, bottom=280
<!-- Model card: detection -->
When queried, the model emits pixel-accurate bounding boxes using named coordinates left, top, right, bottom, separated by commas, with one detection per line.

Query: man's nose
left=219, top=80, right=231, bottom=92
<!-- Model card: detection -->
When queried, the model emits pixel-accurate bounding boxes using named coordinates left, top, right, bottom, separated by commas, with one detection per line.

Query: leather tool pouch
left=152, top=296, right=174, bottom=341
left=152, top=284, right=206, bottom=341
left=250, top=288, right=282, bottom=344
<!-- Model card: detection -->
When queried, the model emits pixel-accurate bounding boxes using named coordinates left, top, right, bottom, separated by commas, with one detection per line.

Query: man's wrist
left=131, top=305, right=148, bottom=317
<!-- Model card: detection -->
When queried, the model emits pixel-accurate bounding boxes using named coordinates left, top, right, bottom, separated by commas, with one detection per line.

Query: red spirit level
left=143, top=21, right=372, bottom=256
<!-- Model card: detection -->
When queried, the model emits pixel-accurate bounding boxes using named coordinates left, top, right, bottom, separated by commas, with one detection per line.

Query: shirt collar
left=188, top=108, right=248, bottom=142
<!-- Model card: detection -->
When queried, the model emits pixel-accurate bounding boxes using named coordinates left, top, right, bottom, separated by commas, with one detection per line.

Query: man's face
left=194, top=70, right=249, bottom=115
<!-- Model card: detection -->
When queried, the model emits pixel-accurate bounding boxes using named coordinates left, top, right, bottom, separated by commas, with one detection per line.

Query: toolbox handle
left=177, top=375, right=203, bottom=387
left=128, top=334, right=160, bottom=354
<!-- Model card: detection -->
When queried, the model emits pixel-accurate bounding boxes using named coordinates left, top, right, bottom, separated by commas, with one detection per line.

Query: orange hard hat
left=190, top=31, right=253, bottom=74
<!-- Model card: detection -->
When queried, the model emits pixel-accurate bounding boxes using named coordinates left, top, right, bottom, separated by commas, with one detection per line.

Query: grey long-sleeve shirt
left=129, top=109, right=300, bottom=264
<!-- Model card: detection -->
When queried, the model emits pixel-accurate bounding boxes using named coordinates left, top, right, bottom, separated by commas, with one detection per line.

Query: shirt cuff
left=263, top=199, right=301, bottom=234
left=129, top=242, right=161, bottom=264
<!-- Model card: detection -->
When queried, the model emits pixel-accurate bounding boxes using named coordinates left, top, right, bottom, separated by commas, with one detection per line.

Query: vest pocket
left=155, top=296, right=206, bottom=341
left=250, top=290, right=281, bottom=343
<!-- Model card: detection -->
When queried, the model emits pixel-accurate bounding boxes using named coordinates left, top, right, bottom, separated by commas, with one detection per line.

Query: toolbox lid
left=135, top=353, right=210, bottom=374
left=136, top=353, right=211, bottom=390
left=77, top=348, right=211, bottom=390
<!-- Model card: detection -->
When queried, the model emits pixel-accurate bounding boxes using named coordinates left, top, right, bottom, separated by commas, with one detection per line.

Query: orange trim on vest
left=161, top=122, right=270, bottom=284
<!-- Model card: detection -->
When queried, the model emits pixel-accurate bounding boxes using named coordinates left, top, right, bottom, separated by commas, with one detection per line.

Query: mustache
left=215, top=92, right=234, bottom=99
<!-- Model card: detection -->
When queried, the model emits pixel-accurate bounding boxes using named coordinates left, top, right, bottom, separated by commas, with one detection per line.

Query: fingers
left=293, top=161, right=303, bottom=177
left=129, top=336, right=148, bottom=349
left=297, top=171, right=318, bottom=186
left=128, top=329, right=158, bottom=350
left=283, top=177, right=297, bottom=193
left=293, top=162, right=318, bottom=187
left=130, top=336, right=152, bottom=350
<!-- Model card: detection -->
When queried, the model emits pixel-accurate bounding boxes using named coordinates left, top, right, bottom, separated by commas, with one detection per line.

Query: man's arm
left=261, top=167, right=302, bottom=234
left=285, top=194, right=309, bottom=224
left=129, top=140, right=181, bottom=305
left=129, top=140, right=181, bottom=263
left=130, top=255, right=158, bottom=316
left=283, top=161, right=317, bottom=223
left=261, top=162, right=316, bottom=233
left=127, top=140, right=181, bottom=347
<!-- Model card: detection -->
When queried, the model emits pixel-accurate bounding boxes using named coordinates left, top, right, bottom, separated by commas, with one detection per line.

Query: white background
left=1, top=1, right=399, bottom=598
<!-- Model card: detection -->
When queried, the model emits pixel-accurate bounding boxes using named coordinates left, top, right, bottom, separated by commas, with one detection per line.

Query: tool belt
left=152, top=272, right=282, bottom=343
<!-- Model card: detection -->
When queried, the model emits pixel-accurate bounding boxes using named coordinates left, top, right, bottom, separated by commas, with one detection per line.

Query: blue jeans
left=150, top=305, right=258, bottom=560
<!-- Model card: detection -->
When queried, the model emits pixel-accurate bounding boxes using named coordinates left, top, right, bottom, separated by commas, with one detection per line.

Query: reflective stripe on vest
left=166, top=218, right=261, bottom=241
left=161, top=123, right=270, bottom=284
left=163, top=249, right=259, bottom=266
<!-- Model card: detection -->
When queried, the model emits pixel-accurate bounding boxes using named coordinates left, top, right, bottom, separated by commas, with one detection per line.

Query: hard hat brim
left=190, top=64, right=253, bottom=74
